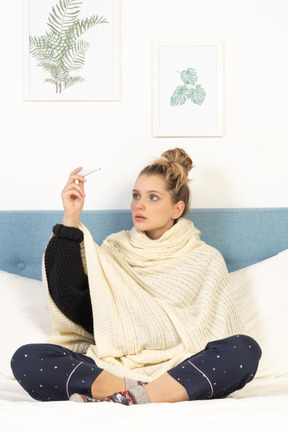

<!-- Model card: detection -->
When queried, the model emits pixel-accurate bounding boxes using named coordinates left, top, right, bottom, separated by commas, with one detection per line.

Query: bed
left=1, top=208, right=288, bottom=432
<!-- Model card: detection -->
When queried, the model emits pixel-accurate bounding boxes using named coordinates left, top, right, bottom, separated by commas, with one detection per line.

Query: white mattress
left=1, top=374, right=288, bottom=432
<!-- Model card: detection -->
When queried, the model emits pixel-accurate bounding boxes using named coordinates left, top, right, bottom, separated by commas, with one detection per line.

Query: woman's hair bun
left=139, top=148, right=193, bottom=217
left=161, top=148, right=193, bottom=176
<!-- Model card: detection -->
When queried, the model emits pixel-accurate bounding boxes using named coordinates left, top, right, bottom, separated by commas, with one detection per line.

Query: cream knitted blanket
left=45, top=218, right=243, bottom=381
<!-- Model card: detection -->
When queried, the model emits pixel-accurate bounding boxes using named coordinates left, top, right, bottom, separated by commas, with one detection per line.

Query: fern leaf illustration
left=44, top=78, right=58, bottom=86
left=67, top=15, right=108, bottom=43
left=30, top=0, right=108, bottom=93
left=63, top=76, right=85, bottom=89
left=39, top=62, right=69, bottom=82
left=60, top=40, right=89, bottom=70
left=47, top=0, right=81, bottom=36
left=29, top=36, right=54, bottom=61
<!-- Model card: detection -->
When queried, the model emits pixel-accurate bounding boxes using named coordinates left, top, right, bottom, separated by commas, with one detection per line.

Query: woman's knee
left=11, top=344, right=42, bottom=377
left=207, top=334, right=261, bottom=356
left=11, top=343, right=70, bottom=401
left=205, top=334, right=262, bottom=373
left=11, top=343, right=64, bottom=379
left=232, top=334, right=262, bottom=367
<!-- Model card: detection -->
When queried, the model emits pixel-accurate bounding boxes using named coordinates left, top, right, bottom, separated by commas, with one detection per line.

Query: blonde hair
left=139, top=148, right=193, bottom=217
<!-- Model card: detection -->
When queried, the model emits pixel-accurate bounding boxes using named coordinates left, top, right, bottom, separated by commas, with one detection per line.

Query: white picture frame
left=153, top=41, right=224, bottom=137
left=23, top=0, right=121, bottom=101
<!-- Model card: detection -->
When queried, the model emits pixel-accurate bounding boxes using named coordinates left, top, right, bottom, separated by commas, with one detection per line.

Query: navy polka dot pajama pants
left=11, top=344, right=102, bottom=401
left=168, top=334, right=261, bottom=400
left=11, top=334, right=261, bottom=402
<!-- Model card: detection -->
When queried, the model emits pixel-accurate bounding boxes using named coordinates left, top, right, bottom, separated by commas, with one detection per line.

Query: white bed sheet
left=1, top=375, right=288, bottom=432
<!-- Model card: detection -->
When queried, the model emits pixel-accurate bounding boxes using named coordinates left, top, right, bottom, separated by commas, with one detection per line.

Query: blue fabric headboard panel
left=0, top=208, right=287, bottom=280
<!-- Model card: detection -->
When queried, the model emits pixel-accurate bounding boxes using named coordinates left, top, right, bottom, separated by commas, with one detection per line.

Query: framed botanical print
left=23, top=0, right=121, bottom=101
left=153, top=41, right=224, bottom=137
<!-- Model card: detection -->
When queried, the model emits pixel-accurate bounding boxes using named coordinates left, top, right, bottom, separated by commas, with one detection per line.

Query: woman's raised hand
left=61, top=167, right=87, bottom=227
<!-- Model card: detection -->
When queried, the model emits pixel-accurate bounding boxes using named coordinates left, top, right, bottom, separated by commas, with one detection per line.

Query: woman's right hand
left=61, top=167, right=87, bottom=227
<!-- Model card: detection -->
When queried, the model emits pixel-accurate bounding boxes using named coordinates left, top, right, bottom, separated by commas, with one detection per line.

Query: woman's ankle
left=145, top=373, right=189, bottom=403
left=91, top=370, right=125, bottom=398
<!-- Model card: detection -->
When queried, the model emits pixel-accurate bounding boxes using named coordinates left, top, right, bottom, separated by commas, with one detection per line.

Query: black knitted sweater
left=44, top=224, right=93, bottom=334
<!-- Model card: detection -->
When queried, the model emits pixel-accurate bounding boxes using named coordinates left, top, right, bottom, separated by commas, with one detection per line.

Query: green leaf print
left=170, top=68, right=206, bottom=107
left=180, top=68, right=197, bottom=86
left=190, top=84, right=206, bottom=105
left=29, top=0, right=108, bottom=93
left=170, top=85, right=192, bottom=106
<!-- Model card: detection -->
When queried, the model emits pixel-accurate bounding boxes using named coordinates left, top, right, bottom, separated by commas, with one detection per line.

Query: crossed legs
left=11, top=335, right=261, bottom=403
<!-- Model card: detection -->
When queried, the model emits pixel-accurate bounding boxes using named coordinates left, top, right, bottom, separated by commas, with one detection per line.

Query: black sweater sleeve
left=44, top=224, right=93, bottom=334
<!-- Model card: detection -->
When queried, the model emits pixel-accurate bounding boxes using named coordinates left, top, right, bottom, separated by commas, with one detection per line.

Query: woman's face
left=131, top=174, right=184, bottom=240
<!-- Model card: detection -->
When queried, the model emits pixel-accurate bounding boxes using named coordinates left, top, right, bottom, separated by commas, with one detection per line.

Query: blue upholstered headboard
left=0, top=208, right=287, bottom=280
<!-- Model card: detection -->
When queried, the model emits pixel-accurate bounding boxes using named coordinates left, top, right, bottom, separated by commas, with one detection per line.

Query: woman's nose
left=137, top=198, right=145, bottom=210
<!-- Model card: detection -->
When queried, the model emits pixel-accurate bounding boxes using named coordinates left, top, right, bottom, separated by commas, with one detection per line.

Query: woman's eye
left=150, top=194, right=158, bottom=201
left=133, top=193, right=140, bottom=199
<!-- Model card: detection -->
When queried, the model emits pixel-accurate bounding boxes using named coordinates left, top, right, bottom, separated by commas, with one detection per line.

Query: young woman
left=11, top=148, right=261, bottom=405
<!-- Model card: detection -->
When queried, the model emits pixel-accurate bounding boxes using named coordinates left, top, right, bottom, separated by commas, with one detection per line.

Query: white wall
left=1, top=0, right=288, bottom=210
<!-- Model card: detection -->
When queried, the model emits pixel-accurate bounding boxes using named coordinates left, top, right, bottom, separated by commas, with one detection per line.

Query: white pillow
left=0, top=271, right=52, bottom=377
left=230, top=249, right=288, bottom=379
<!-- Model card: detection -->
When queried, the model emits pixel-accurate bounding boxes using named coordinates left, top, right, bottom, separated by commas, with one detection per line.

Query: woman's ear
left=173, top=201, right=185, bottom=220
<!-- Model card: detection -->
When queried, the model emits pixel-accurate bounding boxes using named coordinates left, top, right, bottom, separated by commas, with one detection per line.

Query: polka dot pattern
left=168, top=335, right=261, bottom=400
left=10, top=344, right=103, bottom=401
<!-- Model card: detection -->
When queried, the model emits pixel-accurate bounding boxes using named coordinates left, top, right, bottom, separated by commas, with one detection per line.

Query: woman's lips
left=134, top=214, right=147, bottom=221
